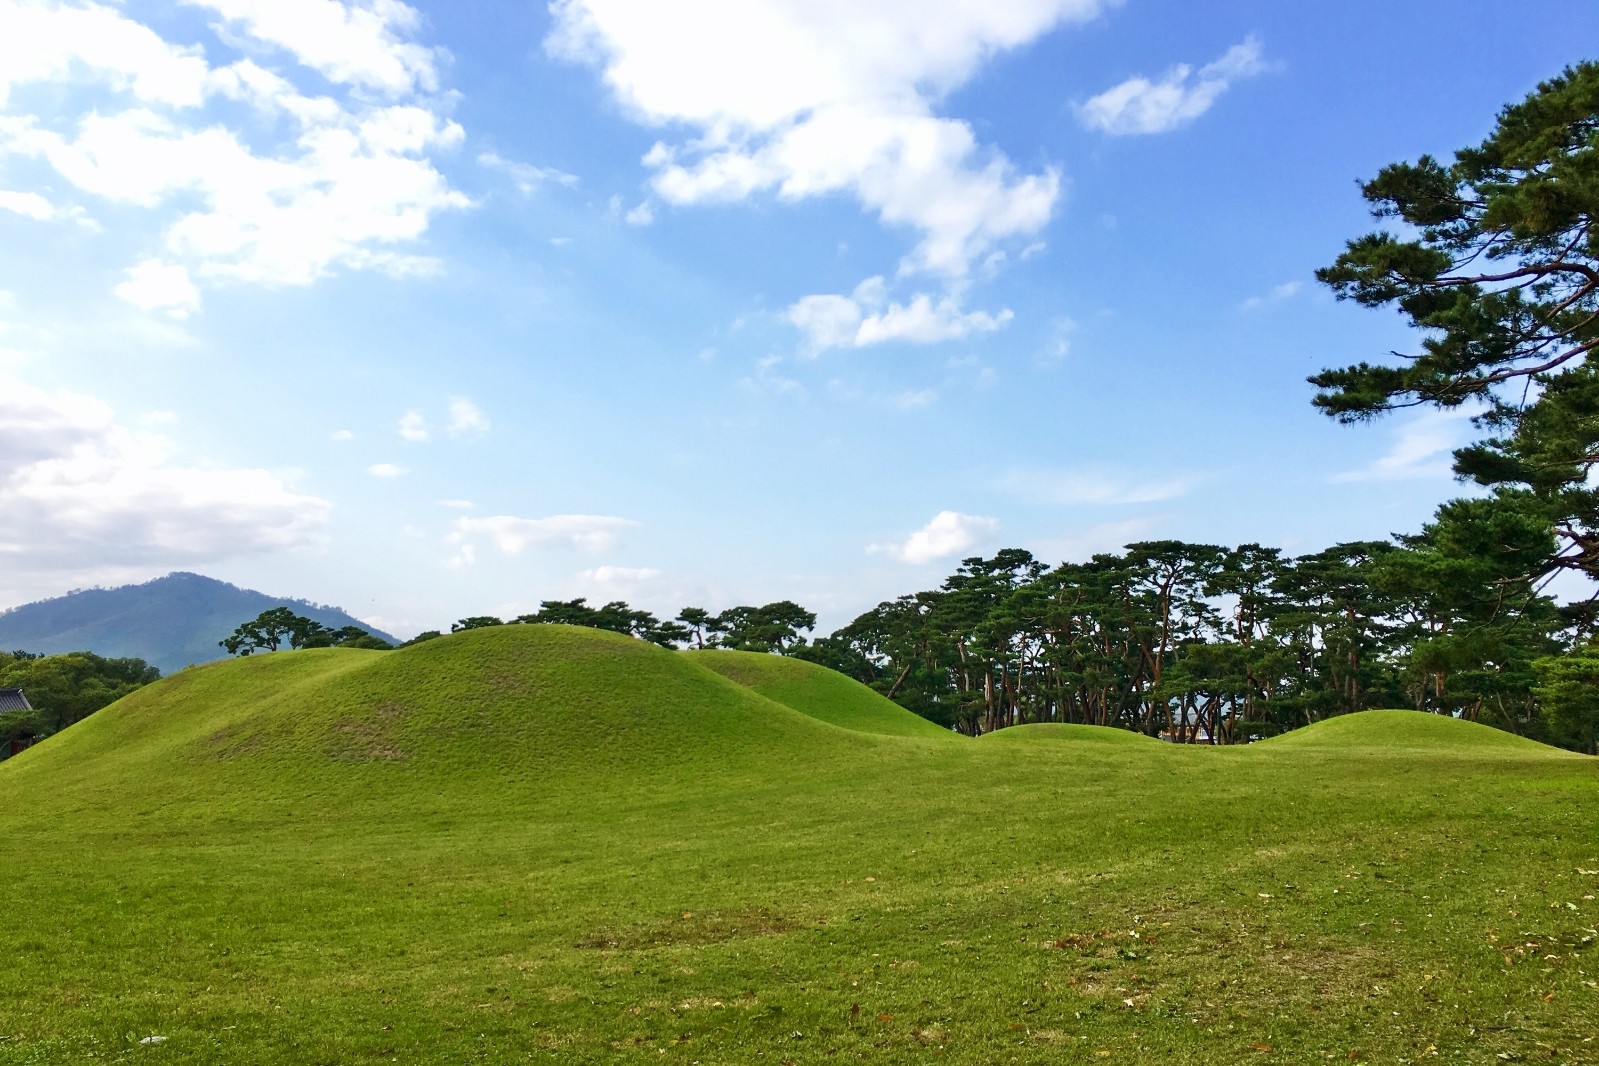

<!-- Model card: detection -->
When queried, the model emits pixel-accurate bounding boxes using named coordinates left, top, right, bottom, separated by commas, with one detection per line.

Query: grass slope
left=978, top=722, right=1163, bottom=745
left=688, top=649, right=954, bottom=738
left=1262, top=708, right=1569, bottom=755
left=1, top=629, right=1596, bottom=1065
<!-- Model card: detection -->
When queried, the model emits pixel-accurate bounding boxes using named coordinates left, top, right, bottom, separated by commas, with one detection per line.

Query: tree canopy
left=0, top=650, right=160, bottom=754
left=1310, top=61, right=1599, bottom=584
left=222, top=609, right=392, bottom=655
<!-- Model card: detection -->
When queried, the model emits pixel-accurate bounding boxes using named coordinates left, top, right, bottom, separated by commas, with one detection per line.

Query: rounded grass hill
left=0, top=625, right=1595, bottom=1066
left=0, top=625, right=897, bottom=829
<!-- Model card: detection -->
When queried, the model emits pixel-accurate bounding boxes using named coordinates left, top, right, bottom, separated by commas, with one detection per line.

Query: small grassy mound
left=1261, top=708, right=1574, bottom=756
left=976, top=722, right=1162, bottom=745
left=688, top=649, right=954, bottom=739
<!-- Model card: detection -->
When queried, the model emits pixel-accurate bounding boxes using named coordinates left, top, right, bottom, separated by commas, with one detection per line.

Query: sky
left=0, top=0, right=1594, bottom=640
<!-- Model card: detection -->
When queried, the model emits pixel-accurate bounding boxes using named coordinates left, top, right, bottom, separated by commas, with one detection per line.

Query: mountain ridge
left=0, top=572, right=398, bottom=675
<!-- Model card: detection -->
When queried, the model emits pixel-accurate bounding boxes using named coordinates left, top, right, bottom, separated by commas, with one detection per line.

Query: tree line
left=792, top=533, right=1596, bottom=750
left=437, top=598, right=818, bottom=654
left=220, top=599, right=819, bottom=658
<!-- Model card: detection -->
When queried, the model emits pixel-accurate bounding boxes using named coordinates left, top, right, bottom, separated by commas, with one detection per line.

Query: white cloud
left=478, top=150, right=579, bottom=193
left=368, top=462, right=407, bottom=477
left=114, top=259, right=201, bottom=318
left=0, top=373, right=328, bottom=570
left=183, top=0, right=444, bottom=96
left=1038, top=316, right=1075, bottom=366
left=0, top=1, right=471, bottom=310
left=330, top=428, right=354, bottom=441
left=623, top=199, right=655, bottom=226
left=397, top=410, right=428, bottom=441
left=1079, top=36, right=1266, bottom=135
left=869, top=510, right=999, bottom=565
left=446, top=396, right=488, bottom=436
left=548, top=0, right=1107, bottom=279
left=1332, top=409, right=1472, bottom=483
left=1240, top=279, right=1301, bottom=311
left=788, top=275, right=1012, bottom=353
left=0, top=1, right=213, bottom=109
left=446, top=513, right=638, bottom=566
left=0, top=187, right=94, bottom=227
left=999, top=467, right=1193, bottom=506
left=893, top=388, right=937, bottom=410
left=577, top=564, right=662, bottom=586
left=740, top=353, right=806, bottom=398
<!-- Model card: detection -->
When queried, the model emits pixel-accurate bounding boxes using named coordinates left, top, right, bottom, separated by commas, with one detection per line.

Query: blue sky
left=0, top=0, right=1593, bottom=638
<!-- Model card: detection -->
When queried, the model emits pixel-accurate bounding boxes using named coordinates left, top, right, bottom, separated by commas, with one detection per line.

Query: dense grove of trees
left=792, top=535, right=1592, bottom=748
left=0, top=650, right=160, bottom=756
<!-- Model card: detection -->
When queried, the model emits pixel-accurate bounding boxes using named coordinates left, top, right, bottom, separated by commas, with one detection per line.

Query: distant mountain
left=0, top=573, right=399, bottom=675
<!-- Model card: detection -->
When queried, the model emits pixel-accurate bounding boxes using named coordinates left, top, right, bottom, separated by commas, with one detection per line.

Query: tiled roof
left=0, top=688, right=32, bottom=713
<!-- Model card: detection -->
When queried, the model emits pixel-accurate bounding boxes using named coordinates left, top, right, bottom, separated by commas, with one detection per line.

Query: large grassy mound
left=1, top=632, right=1596, bottom=1065
left=688, top=649, right=953, bottom=739
left=0, top=625, right=871, bottom=823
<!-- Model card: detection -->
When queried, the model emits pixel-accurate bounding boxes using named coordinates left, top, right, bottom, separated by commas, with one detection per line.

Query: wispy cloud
left=577, top=565, right=662, bottom=586
left=397, top=410, right=429, bottom=442
left=1240, top=280, right=1301, bottom=312
left=1028, top=517, right=1161, bottom=564
left=1332, top=409, right=1472, bottom=483
left=1079, top=36, right=1267, bottom=136
left=447, top=397, right=489, bottom=436
left=446, top=513, right=639, bottom=567
left=1000, top=467, right=1194, bottom=507
left=478, top=150, right=579, bottom=192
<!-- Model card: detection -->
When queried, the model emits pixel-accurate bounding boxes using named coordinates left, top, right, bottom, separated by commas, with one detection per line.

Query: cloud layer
left=549, top=0, right=1109, bottom=348
left=0, top=0, right=470, bottom=315
left=0, top=374, right=328, bottom=570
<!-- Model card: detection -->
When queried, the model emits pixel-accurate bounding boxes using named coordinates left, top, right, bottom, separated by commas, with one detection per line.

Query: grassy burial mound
left=689, top=648, right=955, bottom=739
left=0, top=633, right=1596, bottom=1065
left=0, top=624, right=875, bottom=830
left=1260, top=707, right=1569, bottom=756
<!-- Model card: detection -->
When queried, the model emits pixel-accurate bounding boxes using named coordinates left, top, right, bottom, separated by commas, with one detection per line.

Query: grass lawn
left=1, top=625, right=1595, bottom=1064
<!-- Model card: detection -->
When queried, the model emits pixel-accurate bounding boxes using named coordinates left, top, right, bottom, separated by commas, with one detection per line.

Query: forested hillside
left=0, top=573, right=397, bottom=675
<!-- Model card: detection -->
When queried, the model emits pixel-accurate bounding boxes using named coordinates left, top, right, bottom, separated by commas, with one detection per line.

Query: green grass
left=977, top=722, right=1164, bottom=745
left=1, top=625, right=1596, bottom=1065
left=688, top=648, right=955, bottom=738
